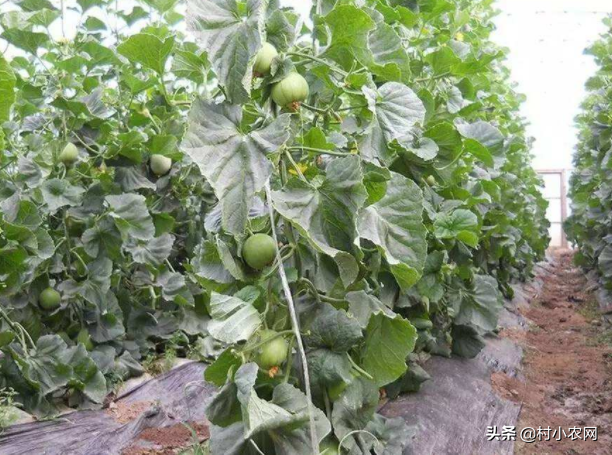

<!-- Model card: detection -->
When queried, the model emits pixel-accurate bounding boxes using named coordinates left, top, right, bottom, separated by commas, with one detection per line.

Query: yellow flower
left=289, top=163, right=308, bottom=175
left=456, top=32, right=465, bottom=42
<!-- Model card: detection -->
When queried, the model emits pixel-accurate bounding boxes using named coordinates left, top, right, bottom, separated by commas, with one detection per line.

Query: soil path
left=494, top=250, right=612, bottom=455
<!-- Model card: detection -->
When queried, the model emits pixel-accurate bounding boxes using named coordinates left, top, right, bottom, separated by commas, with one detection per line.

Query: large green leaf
left=304, top=304, right=363, bottom=353
left=117, top=33, right=174, bottom=75
left=105, top=193, right=155, bottom=241
left=59, top=344, right=107, bottom=403
left=210, top=364, right=331, bottom=455
left=1, top=29, right=48, bottom=54
left=359, top=172, right=427, bottom=290
left=272, top=155, right=367, bottom=259
left=367, top=11, right=411, bottom=82
left=434, top=209, right=479, bottom=242
left=183, top=100, right=291, bottom=234
left=359, top=82, right=426, bottom=164
left=187, top=0, right=266, bottom=103
left=449, top=275, right=502, bottom=333
left=598, top=245, right=612, bottom=278
left=0, top=52, right=16, bottom=123
left=10, top=335, right=72, bottom=395
left=208, top=292, right=262, bottom=344
left=361, top=313, right=417, bottom=387
left=331, top=377, right=379, bottom=449
left=456, top=120, right=504, bottom=157
left=345, top=291, right=394, bottom=328
left=192, top=239, right=236, bottom=284
left=322, top=4, right=375, bottom=70
left=124, top=233, right=174, bottom=266
left=41, top=179, right=85, bottom=213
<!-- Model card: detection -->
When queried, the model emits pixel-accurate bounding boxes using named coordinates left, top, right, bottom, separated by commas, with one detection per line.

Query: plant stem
left=435, top=149, right=466, bottom=171
left=60, top=0, right=65, bottom=38
left=288, top=146, right=350, bottom=157
left=287, top=52, right=348, bottom=77
left=264, top=181, right=318, bottom=455
left=335, top=104, right=368, bottom=112
left=284, top=150, right=307, bottom=182
left=414, top=72, right=451, bottom=83
left=282, top=336, right=296, bottom=383
left=298, top=278, right=321, bottom=304
left=0, top=307, right=34, bottom=353
left=347, top=353, right=374, bottom=380
left=302, top=103, right=327, bottom=114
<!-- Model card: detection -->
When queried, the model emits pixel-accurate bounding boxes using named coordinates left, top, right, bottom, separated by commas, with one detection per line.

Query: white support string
left=264, top=180, right=318, bottom=455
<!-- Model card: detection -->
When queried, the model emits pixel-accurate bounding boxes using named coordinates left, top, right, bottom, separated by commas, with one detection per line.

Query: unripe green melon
left=271, top=72, right=309, bottom=109
left=59, top=143, right=79, bottom=164
left=150, top=154, right=172, bottom=176
left=243, top=234, right=276, bottom=270
left=253, top=42, right=278, bottom=76
left=39, top=287, right=61, bottom=311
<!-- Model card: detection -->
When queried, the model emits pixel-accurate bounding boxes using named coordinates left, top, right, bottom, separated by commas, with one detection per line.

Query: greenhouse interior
left=0, top=0, right=611, bottom=454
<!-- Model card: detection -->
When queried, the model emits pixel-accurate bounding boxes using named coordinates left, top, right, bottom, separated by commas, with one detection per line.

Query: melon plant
left=0, top=0, right=550, bottom=452
left=182, top=0, right=549, bottom=453
left=0, top=0, right=209, bottom=415
left=566, top=19, right=612, bottom=293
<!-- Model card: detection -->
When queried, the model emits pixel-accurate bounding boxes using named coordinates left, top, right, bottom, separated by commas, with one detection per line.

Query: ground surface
left=494, top=250, right=612, bottom=455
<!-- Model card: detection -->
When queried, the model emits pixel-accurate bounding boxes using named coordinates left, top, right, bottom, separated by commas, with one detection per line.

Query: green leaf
left=1, top=29, right=48, bottom=54
left=106, top=193, right=155, bottom=241
left=0, top=52, right=16, bottom=123
left=449, top=275, right=502, bottom=333
left=124, top=233, right=174, bottom=266
left=305, top=304, right=363, bottom=353
left=367, top=14, right=411, bottom=82
left=59, top=344, right=107, bottom=403
left=307, top=348, right=354, bottom=392
left=188, top=0, right=266, bottom=103
left=272, top=155, right=367, bottom=259
left=456, top=120, right=504, bottom=156
left=142, top=0, right=178, bottom=13
left=360, top=82, right=426, bottom=165
left=0, top=247, right=28, bottom=275
left=10, top=335, right=72, bottom=396
left=171, top=48, right=208, bottom=83
left=41, top=179, right=86, bottom=214
left=191, top=240, right=236, bottom=284
left=268, top=383, right=332, bottom=454
left=358, top=172, right=427, bottom=290
left=463, top=138, right=493, bottom=167
left=425, top=46, right=460, bottom=75
left=0, top=331, right=15, bottom=348
left=208, top=292, right=262, bottom=344
left=205, top=348, right=242, bottom=387
left=434, top=209, right=478, bottom=239
left=117, top=33, right=175, bottom=75
left=183, top=100, right=291, bottom=234
left=82, top=218, right=122, bottom=259
left=266, top=9, right=296, bottom=52
left=157, top=269, right=194, bottom=305
left=17, top=0, right=57, bottom=11
left=322, top=5, right=375, bottom=70
left=345, top=291, right=394, bottom=329
left=599, top=245, right=612, bottom=278
left=77, top=0, right=105, bottom=12
left=452, top=324, right=486, bottom=358
left=331, top=377, right=379, bottom=448
left=114, top=167, right=156, bottom=192
left=361, top=313, right=417, bottom=387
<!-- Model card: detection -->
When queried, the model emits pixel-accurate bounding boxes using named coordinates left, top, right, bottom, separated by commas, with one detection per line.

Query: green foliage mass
left=0, top=0, right=549, bottom=452
left=566, top=17, right=612, bottom=295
